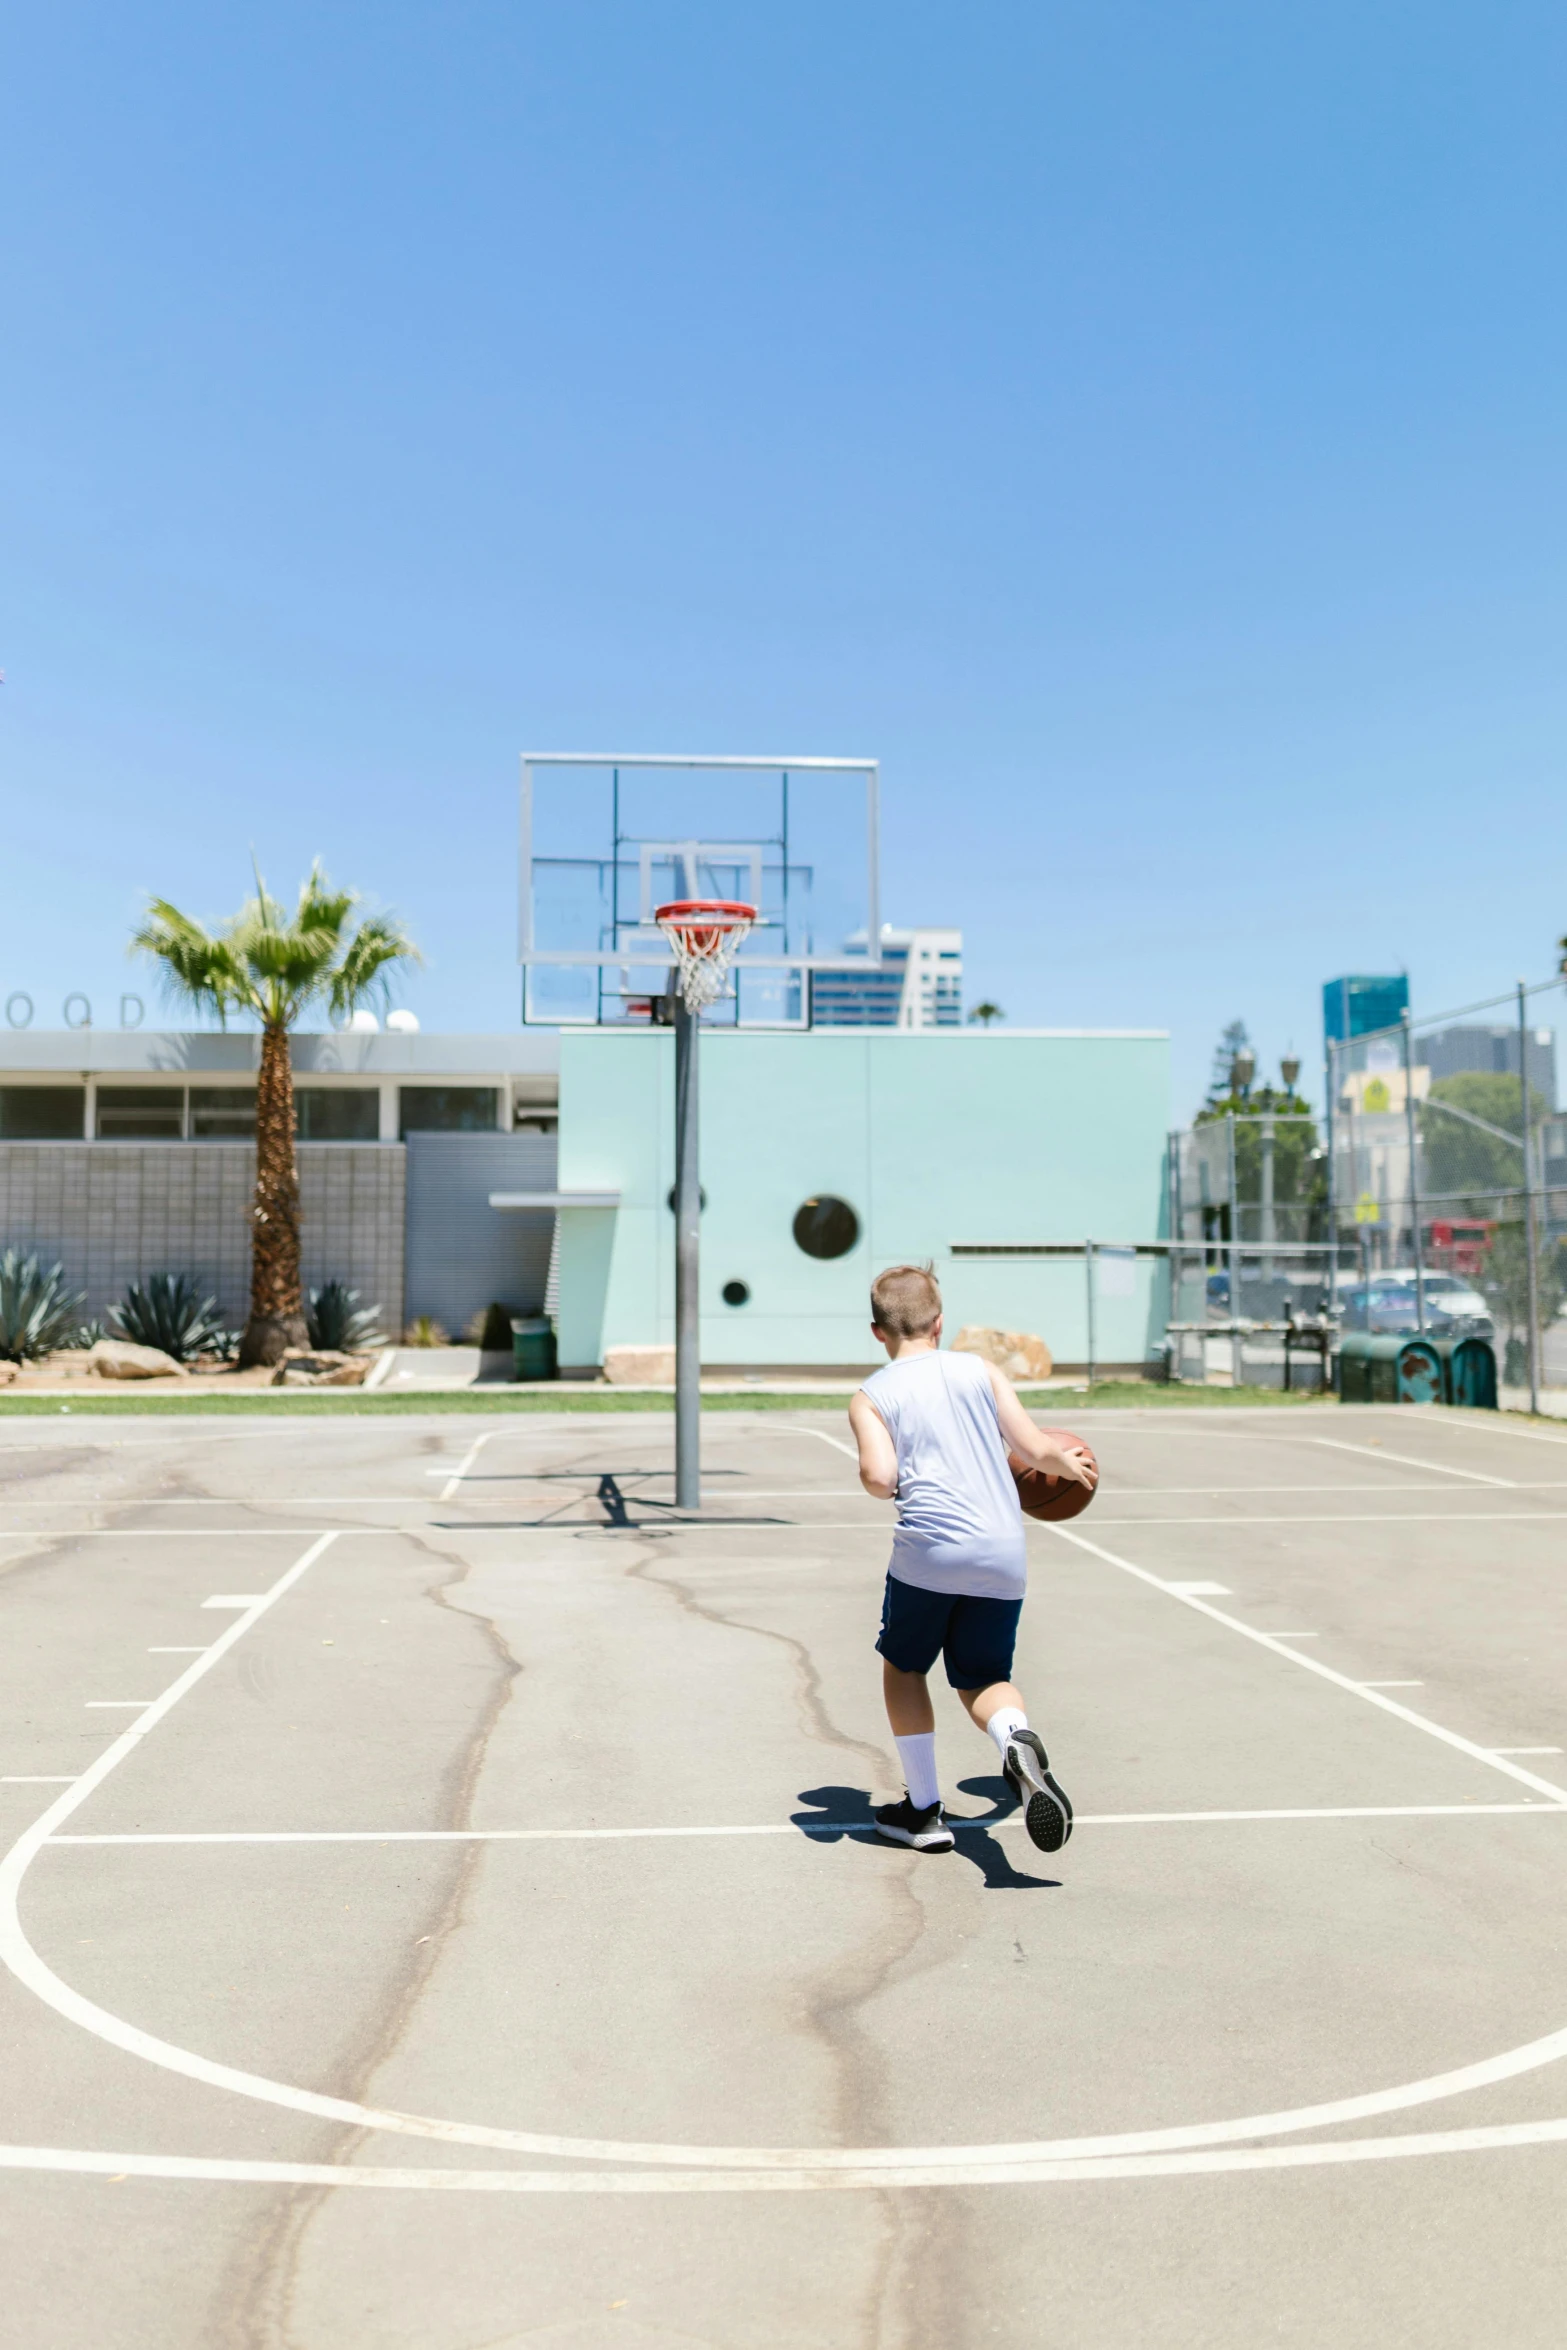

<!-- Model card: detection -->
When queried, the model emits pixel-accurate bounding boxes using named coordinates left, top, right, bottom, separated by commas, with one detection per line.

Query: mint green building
left=553, top=1027, right=1170, bottom=1374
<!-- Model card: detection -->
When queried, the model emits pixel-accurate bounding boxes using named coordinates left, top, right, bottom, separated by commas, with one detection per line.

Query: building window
left=297, top=1087, right=379, bottom=1141
left=190, top=1088, right=257, bottom=1139
left=96, top=1087, right=184, bottom=1139
left=792, top=1195, right=861, bottom=1260
left=398, top=1086, right=499, bottom=1137
left=0, top=1087, right=85, bottom=1140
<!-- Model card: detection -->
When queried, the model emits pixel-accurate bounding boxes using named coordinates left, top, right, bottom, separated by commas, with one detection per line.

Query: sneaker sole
left=1007, top=1736, right=1073, bottom=1855
left=874, top=1821, right=955, bottom=1852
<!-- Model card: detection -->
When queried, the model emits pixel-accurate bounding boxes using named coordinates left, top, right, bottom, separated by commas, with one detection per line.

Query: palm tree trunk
left=239, top=1020, right=308, bottom=1365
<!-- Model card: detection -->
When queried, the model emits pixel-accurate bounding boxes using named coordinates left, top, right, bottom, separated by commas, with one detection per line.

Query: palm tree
left=967, top=1001, right=1005, bottom=1027
left=133, top=864, right=419, bottom=1366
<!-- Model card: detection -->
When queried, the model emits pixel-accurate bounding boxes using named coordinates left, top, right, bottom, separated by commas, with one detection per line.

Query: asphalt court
left=4, top=1402, right=1567, bottom=2347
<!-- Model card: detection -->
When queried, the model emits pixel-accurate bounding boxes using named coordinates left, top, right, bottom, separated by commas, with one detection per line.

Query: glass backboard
left=519, top=755, right=880, bottom=1026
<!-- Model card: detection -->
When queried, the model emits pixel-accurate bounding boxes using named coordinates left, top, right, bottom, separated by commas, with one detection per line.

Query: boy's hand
left=1038, top=1440, right=1097, bottom=1491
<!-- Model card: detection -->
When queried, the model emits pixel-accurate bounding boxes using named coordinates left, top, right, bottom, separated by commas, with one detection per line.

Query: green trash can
left=1338, top=1333, right=1394, bottom=1401
left=511, top=1316, right=558, bottom=1382
left=1446, top=1335, right=1498, bottom=1410
left=1337, top=1333, right=1444, bottom=1403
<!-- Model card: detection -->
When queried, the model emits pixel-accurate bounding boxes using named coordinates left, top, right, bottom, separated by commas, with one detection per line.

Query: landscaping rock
left=272, top=1349, right=369, bottom=1387
left=87, top=1340, right=189, bottom=1380
left=951, top=1325, right=1054, bottom=1382
left=603, top=1345, right=676, bottom=1386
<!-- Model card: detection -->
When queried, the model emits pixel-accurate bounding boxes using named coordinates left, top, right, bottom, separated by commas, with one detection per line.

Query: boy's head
left=870, top=1262, right=942, bottom=1346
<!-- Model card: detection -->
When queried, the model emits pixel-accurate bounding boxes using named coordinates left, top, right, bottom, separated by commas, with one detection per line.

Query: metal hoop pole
left=1519, top=979, right=1541, bottom=1415
left=674, top=996, right=701, bottom=1510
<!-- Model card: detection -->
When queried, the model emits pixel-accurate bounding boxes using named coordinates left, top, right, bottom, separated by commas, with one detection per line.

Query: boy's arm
left=985, top=1363, right=1098, bottom=1491
left=847, top=1390, right=899, bottom=1500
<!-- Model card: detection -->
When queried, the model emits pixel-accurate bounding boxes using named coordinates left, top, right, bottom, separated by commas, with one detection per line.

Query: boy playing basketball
left=848, top=1264, right=1096, bottom=1854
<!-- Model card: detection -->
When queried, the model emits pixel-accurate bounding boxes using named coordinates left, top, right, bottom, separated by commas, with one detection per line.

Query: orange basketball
left=1009, top=1429, right=1098, bottom=1522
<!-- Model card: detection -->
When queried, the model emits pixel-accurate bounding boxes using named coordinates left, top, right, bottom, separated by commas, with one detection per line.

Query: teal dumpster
left=511, top=1316, right=558, bottom=1382
left=1337, top=1333, right=1443, bottom=1403
left=1447, top=1335, right=1498, bottom=1410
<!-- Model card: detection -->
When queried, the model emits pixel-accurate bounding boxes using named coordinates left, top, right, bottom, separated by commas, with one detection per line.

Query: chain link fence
left=1164, top=973, right=1567, bottom=1404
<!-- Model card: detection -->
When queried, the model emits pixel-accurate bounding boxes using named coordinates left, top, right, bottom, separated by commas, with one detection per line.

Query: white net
left=655, top=900, right=757, bottom=1014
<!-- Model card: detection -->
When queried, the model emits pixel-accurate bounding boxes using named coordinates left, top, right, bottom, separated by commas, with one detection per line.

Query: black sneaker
left=873, top=1796, right=955, bottom=1851
left=1003, top=1731, right=1073, bottom=1853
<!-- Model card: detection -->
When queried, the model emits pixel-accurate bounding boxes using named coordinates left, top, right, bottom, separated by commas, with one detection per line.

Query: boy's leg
left=946, top=1598, right=1072, bottom=1855
left=883, top=1659, right=936, bottom=1736
left=957, top=1679, right=1025, bottom=1736
left=883, top=1662, right=940, bottom=1810
left=873, top=1581, right=954, bottom=1848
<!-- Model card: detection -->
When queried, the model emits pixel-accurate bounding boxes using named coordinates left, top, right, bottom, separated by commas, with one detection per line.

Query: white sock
left=986, top=1705, right=1028, bottom=1759
left=894, top=1731, right=940, bottom=1811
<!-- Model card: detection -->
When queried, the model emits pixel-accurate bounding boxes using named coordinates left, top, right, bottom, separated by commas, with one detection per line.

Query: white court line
left=1051, top=1512, right=1567, bottom=1528
left=13, top=1481, right=1567, bottom=1505
left=46, top=1804, right=1567, bottom=1848
left=12, top=2114, right=1567, bottom=2191
left=796, top=1427, right=859, bottom=1461
left=439, top=1429, right=498, bottom=1502
left=1048, top=1524, right=1567, bottom=1809
left=1409, top=1414, right=1567, bottom=1450
left=11, top=1513, right=1567, bottom=2192
left=1308, top=1437, right=1513, bottom=1487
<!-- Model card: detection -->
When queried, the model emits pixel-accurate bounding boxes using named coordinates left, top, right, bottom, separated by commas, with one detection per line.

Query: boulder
left=88, top=1340, right=188, bottom=1380
left=272, top=1350, right=369, bottom=1387
left=951, top=1325, right=1054, bottom=1382
left=603, top=1345, right=676, bottom=1386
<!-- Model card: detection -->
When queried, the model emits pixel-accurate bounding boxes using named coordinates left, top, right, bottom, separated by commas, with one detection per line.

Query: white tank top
left=860, top=1348, right=1027, bottom=1600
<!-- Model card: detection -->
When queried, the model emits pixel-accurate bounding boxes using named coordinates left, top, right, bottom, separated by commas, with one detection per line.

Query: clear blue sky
left=4, top=2, right=1565, bottom=1114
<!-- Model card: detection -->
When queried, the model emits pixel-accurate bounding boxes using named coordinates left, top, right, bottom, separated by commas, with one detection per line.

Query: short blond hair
left=870, top=1262, right=942, bottom=1340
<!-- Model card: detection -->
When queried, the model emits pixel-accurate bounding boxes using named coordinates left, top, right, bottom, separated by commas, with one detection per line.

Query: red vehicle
left=1425, top=1218, right=1495, bottom=1277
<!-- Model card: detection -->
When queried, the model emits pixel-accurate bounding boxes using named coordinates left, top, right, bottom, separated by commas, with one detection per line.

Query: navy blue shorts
left=875, top=1573, right=1022, bottom=1690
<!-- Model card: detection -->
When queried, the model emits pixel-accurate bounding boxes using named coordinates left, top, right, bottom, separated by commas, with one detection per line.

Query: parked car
left=1338, top=1281, right=1474, bottom=1337
left=1377, top=1273, right=1495, bottom=1339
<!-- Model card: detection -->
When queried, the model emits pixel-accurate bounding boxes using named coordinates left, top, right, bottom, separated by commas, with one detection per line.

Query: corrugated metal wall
left=403, top=1132, right=558, bottom=1338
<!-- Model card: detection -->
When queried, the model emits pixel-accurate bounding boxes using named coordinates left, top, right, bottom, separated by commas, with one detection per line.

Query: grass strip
left=0, top=1379, right=1338, bottom=1417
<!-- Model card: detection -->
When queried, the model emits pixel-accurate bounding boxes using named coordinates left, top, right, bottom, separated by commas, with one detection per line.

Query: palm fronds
left=0, top=1251, right=87, bottom=1361
left=132, top=861, right=421, bottom=1032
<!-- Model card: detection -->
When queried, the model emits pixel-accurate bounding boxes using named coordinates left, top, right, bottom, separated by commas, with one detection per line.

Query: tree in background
left=1479, top=1222, right=1566, bottom=1384
left=133, top=866, right=419, bottom=1366
left=967, top=1001, right=1005, bottom=1026
left=1206, top=1018, right=1250, bottom=1106
left=1194, top=1079, right=1322, bottom=1236
left=1419, top=1071, right=1551, bottom=1200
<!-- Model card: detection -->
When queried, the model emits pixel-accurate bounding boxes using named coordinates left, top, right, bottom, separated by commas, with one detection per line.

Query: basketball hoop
left=654, top=899, right=758, bottom=1014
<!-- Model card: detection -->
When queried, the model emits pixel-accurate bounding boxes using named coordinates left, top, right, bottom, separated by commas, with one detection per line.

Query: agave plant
left=111, top=1272, right=231, bottom=1363
left=306, top=1280, right=385, bottom=1352
left=0, top=1250, right=87, bottom=1361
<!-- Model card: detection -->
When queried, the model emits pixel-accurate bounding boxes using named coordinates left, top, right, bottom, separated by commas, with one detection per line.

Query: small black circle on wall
left=665, top=1187, right=708, bottom=1212
left=721, top=1279, right=751, bottom=1307
left=792, top=1195, right=860, bottom=1260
